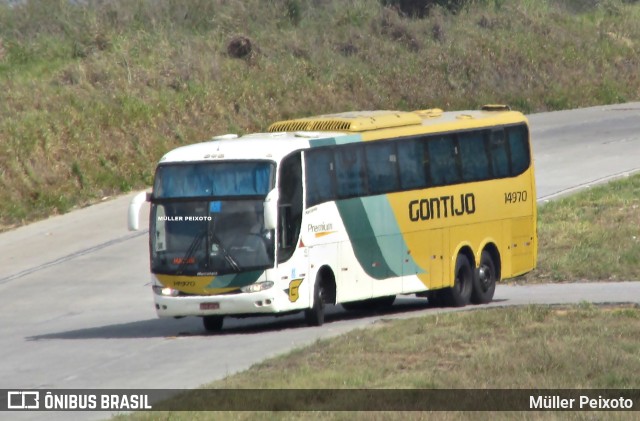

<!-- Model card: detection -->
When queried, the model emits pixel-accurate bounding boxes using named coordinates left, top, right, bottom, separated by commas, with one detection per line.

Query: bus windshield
left=150, top=199, right=274, bottom=275
left=150, top=161, right=276, bottom=275
left=153, top=161, right=273, bottom=199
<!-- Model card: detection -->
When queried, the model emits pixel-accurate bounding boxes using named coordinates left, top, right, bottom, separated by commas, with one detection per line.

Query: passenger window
left=305, top=149, right=335, bottom=206
left=398, top=139, right=428, bottom=190
left=428, top=135, right=460, bottom=186
left=366, top=142, right=399, bottom=195
left=489, top=128, right=510, bottom=178
left=507, top=124, right=530, bottom=176
left=335, top=145, right=366, bottom=198
left=459, top=131, right=490, bottom=182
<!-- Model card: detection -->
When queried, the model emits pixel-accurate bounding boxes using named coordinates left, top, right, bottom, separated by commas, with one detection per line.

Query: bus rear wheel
left=442, top=254, right=473, bottom=307
left=471, top=251, right=497, bottom=304
left=203, top=315, right=224, bottom=332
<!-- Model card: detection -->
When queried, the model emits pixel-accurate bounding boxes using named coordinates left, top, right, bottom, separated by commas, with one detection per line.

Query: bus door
left=277, top=152, right=308, bottom=304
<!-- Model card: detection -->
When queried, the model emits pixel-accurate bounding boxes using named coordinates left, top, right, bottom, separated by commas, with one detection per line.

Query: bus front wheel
left=305, top=280, right=326, bottom=327
left=443, top=254, right=473, bottom=307
left=203, top=315, right=224, bottom=332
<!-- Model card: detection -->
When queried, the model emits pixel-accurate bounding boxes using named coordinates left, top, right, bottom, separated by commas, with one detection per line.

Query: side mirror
left=128, top=191, right=151, bottom=231
left=263, top=188, right=279, bottom=230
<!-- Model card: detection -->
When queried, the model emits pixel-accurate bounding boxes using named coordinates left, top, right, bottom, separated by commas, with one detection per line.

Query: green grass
left=525, top=174, right=640, bottom=282
left=2, top=0, right=640, bottom=230
left=114, top=304, right=640, bottom=420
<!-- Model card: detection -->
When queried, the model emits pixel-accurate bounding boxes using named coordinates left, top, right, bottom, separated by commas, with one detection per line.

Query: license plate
left=200, top=302, right=220, bottom=310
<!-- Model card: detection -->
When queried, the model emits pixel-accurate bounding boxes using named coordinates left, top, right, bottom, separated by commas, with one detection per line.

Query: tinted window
left=278, top=152, right=303, bottom=261
left=366, top=142, right=399, bottom=195
left=507, top=124, right=530, bottom=175
left=459, top=130, right=490, bottom=182
left=398, top=139, right=427, bottom=190
left=489, top=128, right=510, bottom=178
left=154, top=161, right=273, bottom=199
left=305, top=149, right=335, bottom=206
left=335, top=145, right=366, bottom=198
left=428, top=135, right=460, bottom=186
left=306, top=124, right=528, bottom=205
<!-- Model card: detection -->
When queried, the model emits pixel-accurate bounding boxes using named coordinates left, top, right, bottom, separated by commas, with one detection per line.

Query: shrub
left=379, top=0, right=472, bottom=17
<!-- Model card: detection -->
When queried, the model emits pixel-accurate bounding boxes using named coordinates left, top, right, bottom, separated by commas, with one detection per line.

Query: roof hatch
left=481, top=104, right=511, bottom=112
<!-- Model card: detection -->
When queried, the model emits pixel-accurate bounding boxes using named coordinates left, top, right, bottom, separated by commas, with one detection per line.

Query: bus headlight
left=241, top=281, right=274, bottom=293
left=152, top=286, right=180, bottom=297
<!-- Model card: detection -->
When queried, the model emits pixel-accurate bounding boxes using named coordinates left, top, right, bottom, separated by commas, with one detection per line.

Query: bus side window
left=428, top=134, right=460, bottom=186
left=398, top=138, right=427, bottom=190
left=507, top=124, right=531, bottom=176
left=335, top=145, right=366, bottom=198
left=459, top=130, right=490, bottom=182
left=488, top=128, right=510, bottom=178
left=305, top=148, right=336, bottom=206
left=366, top=142, right=399, bottom=195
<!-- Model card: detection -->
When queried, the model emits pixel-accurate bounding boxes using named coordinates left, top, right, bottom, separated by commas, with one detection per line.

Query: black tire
left=202, top=315, right=224, bottom=332
left=305, top=280, right=326, bottom=326
left=442, top=254, right=473, bottom=307
left=471, top=250, right=497, bottom=304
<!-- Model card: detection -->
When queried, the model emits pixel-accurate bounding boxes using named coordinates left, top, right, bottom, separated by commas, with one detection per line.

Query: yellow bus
left=128, top=105, right=536, bottom=331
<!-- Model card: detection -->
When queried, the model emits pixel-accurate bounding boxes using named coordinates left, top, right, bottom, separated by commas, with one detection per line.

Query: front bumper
left=154, top=288, right=293, bottom=318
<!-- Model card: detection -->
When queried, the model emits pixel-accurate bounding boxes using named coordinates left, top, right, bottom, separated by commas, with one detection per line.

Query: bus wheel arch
left=471, top=244, right=500, bottom=304
left=457, top=245, right=476, bottom=272
left=482, top=242, right=501, bottom=281
left=304, top=265, right=336, bottom=327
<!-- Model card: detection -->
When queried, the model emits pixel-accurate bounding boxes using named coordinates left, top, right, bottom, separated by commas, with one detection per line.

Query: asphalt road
left=1, top=103, right=640, bottom=419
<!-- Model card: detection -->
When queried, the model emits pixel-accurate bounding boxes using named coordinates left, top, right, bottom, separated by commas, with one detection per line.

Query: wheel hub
left=478, top=265, right=491, bottom=289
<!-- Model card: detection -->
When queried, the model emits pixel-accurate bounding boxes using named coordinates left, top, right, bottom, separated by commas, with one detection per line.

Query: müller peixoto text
left=157, top=216, right=212, bottom=221
left=530, top=395, right=634, bottom=410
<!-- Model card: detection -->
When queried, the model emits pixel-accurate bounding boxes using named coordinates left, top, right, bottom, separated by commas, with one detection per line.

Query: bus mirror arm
left=128, top=191, right=150, bottom=231
left=263, top=188, right=279, bottom=230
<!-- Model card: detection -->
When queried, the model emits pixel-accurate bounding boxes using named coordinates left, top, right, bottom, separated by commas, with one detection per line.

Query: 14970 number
left=505, top=191, right=528, bottom=204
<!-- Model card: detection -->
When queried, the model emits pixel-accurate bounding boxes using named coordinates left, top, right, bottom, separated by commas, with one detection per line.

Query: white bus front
left=142, top=160, right=303, bottom=329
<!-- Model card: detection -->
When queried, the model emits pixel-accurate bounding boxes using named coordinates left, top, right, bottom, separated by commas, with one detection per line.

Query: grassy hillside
left=1, top=0, right=640, bottom=230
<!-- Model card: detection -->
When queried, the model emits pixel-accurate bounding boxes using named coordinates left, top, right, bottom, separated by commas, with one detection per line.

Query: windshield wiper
left=175, top=228, right=240, bottom=275
left=210, top=232, right=240, bottom=272
left=176, top=229, right=207, bottom=275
